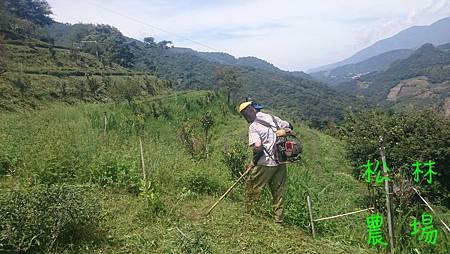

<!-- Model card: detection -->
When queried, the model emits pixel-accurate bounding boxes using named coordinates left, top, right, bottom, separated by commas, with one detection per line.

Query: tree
left=157, top=40, right=172, bottom=49
left=143, top=37, right=156, bottom=47
left=1, top=0, right=53, bottom=26
left=109, top=79, right=141, bottom=107
left=200, top=112, right=214, bottom=158
left=216, top=68, right=241, bottom=104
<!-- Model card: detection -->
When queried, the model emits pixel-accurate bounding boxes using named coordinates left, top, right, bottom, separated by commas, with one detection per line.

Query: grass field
left=0, top=90, right=380, bottom=253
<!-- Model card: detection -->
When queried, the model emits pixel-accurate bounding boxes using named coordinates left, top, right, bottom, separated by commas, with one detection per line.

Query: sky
left=47, top=0, right=450, bottom=71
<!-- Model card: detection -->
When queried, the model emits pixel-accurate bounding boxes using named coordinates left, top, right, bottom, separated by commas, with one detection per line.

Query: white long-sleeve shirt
left=248, top=112, right=290, bottom=166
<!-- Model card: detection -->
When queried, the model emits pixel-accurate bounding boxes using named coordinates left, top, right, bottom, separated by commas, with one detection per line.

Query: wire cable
left=85, top=0, right=220, bottom=52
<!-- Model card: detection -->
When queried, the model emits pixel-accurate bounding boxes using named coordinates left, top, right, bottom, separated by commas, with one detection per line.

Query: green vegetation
left=337, top=43, right=450, bottom=114
left=45, top=21, right=360, bottom=124
left=337, top=108, right=450, bottom=253
left=0, top=42, right=170, bottom=111
left=1, top=1, right=448, bottom=253
left=339, top=108, right=450, bottom=204
left=0, top=185, right=101, bottom=253
left=1, top=91, right=378, bottom=253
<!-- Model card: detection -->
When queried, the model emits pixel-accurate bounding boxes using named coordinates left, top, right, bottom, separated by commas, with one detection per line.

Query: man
left=238, top=101, right=292, bottom=224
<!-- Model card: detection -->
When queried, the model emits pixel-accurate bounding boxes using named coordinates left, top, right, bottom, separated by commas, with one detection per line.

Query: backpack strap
left=270, top=115, right=280, bottom=130
left=254, top=114, right=279, bottom=130
left=253, top=115, right=280, bottom=163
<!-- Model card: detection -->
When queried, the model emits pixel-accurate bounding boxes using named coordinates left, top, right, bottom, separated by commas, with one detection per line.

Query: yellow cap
left=238, top=101, right=252, bottom=112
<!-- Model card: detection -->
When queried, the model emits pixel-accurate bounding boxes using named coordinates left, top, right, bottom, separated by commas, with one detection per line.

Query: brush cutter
left=205, top=165, right=255, bottom=216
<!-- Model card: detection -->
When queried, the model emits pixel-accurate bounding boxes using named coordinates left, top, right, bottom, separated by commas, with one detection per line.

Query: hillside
left=45, top=22, right=360, bottom=124
left=310, top=17, right=450, bottom=73
left=0, top=90, right=376, bottom=253
left=0, top=39, right=171, bottom=111
left=1, top=2, right=449, bottom=253
left=311, top=49, right=414, bottom=85
left=336, top=43, right=450, bottom=114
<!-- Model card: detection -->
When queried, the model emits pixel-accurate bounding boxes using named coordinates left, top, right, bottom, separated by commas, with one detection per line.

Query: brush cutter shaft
left=206, top=166, right=254, bottom=215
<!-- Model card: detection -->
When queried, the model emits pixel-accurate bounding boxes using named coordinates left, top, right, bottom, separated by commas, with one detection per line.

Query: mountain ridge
left=308, top=17, right=450, bottom=73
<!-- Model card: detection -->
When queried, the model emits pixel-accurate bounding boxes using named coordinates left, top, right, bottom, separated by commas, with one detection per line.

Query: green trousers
left=245, top=164, right=287, bottom=223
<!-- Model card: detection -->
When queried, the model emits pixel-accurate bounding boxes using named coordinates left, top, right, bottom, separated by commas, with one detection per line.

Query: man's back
left=248, top=112, right=290, bottom=166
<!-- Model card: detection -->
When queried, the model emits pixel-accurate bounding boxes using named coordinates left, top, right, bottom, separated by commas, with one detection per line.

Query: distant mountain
left=336, top=43, right=450, bottom=114
left=46, top=22, right=359, bottom=124
left=309, top=17, right=450, bottom=73
left=438, top=42, right=450, bottom=51
left=193, top=52, right=280, bottom=72
left=310, top=49, right=414, bottom=85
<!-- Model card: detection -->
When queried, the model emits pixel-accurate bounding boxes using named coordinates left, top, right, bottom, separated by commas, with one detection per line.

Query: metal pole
left=412, top=187, right=450, bottom=232
left=307, top=195, right=316, bottom=238
left=379, top=136, right=394, bottom=253
left=314, top=207, right=375, bottom=222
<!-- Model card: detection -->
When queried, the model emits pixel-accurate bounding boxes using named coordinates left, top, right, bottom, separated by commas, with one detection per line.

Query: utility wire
left=85, top=0, right=220, bottom=52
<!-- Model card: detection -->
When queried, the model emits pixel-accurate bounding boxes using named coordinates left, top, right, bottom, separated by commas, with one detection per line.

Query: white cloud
left=47, top=0, right=450, bottom=70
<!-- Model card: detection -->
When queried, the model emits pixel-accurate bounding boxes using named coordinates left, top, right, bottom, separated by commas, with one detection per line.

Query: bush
left=340, top=108, right=450, bottom=207
left=222, top=141, right=248, bottom=179
left=177, top=124, right=206, bottom=159
left=0, top=185, right=101, bottom=253
left=0, top=153, right=17, bottom=176
left=89, top=152, right=140, bottom=193
left=184, top=173, right=221, bottom=195
left=139, top=179, right=164, bottom=215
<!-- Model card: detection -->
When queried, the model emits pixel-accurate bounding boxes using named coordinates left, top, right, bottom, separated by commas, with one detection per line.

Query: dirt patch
left=387, top=76, right=429, bottom=101
left=445, top=97, right=450, bottom=117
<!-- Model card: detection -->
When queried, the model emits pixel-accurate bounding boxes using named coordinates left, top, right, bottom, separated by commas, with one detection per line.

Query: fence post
left=379, top=136, right=394, bottom=253
left=103, top=112, right=107, bottom=132
left=307, top=195, right=316, bottom=238
left=139, top=136, right=146, bottom=182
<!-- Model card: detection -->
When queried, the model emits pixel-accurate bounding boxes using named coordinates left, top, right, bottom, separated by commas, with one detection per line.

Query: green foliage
left=139, top=179, right=164, bottom=214
left=175, top=230, right=212, bottom=254
left=89, top=151, right=140, bottom=193
left=340, top=108, right=450, bottom=206
left=0, top=185, right=101, bottom=253
left=0, top=42, right=171, bottom=111
left=108, top=77, right=141, bottom=106
left=45, top=21, right=359, bottom=123
left=183, top=172, right=221, bottom=195
left=216, top=67, right=242, bottom=104
left=0, top=153, right=17, bottom=176
left=222, top=140, right=248, bottom=179
left=177, top=122, right=206, bottom=159
left=3, top=89, right=445, bottom=253
left=337, top=43, right=450, bottom=111
left=0, top=0, right=53, bottom=26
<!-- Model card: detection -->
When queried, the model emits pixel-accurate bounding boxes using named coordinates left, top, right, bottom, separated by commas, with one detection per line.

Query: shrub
left=340, top=108, right=450, bottom=207
left=89, top=152, right=140, bottom=193
left=184, top=172, right=221, bottom=195
left=139, top=179, right=164, bottom=214
left=222, top=141, right=248, bottom=179
left=0, top=153, right=17, bottom=176
left=177, top=123, right=205, bottom=159
left=0, top=185, right=101, bottom=253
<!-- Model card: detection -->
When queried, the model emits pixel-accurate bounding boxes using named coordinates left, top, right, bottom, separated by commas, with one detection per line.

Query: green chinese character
left=376, top=160, right=390, bottom=183
left=423, top=160, right=437, bottom=184
left=410, top=217, right=420, bottom=235
left=362, top=160, right=376, bottom=183
left=366, top=213, right=388, bottom=247
left=411, top=161, right=423, bottom=183
left=419, top=213, right=438, bottom=245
